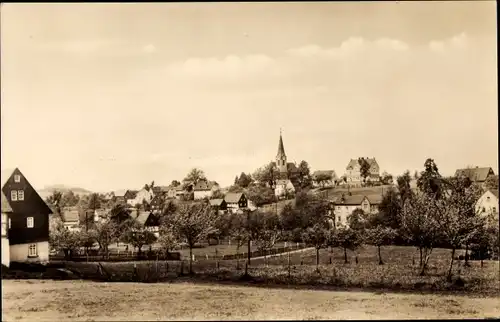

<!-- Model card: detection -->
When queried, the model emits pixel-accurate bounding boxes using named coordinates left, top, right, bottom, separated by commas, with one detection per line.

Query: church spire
left=277, top=128, right=286, bottom=158
left=276, top=129, right=287, bottom=173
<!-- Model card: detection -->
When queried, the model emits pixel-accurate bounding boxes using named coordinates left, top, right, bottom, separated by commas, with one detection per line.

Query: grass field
left=54, top=245, right=500, bottom=295
left=2, top=280, right=499, bottom=321
left=99, top=241, right=305, bottom=259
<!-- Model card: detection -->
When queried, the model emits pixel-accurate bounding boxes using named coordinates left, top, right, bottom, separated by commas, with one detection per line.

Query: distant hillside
left=38, top=184, right=93, bottom=200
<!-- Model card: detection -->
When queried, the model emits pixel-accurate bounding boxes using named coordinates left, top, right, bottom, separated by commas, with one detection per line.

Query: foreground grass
left=3, top=280, right=499, bottom=321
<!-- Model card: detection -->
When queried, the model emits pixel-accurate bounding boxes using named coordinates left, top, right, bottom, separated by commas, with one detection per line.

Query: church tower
left=276, top=129, right=288, bottom=174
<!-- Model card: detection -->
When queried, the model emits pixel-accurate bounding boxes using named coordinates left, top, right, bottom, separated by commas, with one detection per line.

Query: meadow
left=54, top=245, right=500, bottom=296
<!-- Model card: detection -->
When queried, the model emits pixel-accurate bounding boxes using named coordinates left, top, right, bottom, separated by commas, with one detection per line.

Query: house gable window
left=11, top=190, right=18, bottom=201
left=487, top=196, right=490, bottom=201
left=27, top=217, right=34, bottom=228
left=493, top=207, right=497, bottom=213
left=14, top=175, right=21, bottom=183
left=28, top=244, right=38, bottom=257
left=18, top=190, right=24, bottom=201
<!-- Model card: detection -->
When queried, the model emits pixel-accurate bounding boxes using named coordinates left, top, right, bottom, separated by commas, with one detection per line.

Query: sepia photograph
left=1, top=1, right=498, bottom=321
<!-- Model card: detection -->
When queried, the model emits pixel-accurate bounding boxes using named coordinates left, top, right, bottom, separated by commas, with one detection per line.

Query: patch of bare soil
left=2, top=280, right=499, bottom=321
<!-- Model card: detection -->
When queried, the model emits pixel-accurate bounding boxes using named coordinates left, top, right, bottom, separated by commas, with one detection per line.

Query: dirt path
left=3, top=280, right=499, bottom=321
left=249, top=247, right=314, bottom=261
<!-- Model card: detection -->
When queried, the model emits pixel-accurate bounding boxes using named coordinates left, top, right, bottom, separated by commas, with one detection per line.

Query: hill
left=37, top=184, right=93, bottom=200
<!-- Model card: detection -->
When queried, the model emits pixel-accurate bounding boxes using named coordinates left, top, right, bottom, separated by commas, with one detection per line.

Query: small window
left=14, top=175, right=21, bottom=183
left=28, top=244, right=37, bottom=257
left=337, top=216, right=341, bottom=222
left=487, top=196, right=490, bottom=201
left=27, top=217, right=34, bottom=228
left=493, top=207, right=497, bottom=213
left=18, top=190, right=24, bottom=201
left=8, top=218, right=11, bottom=229
left=482, top=207, right=486, bottom=213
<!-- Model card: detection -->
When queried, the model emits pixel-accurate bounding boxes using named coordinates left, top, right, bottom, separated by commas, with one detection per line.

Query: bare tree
left=168, top=202, right=218, bottom=274
left=301, top=223, right=329, bottom=271
left=401, top=192, right=442, bottom=275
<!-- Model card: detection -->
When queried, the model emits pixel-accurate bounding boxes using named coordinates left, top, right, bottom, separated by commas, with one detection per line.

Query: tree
left=329, top=227, right=362, bottom=264
left=122, top=223, right=158, bottom=257
left=301, top=223, right=329, bottom=270
left=49, top=219, right=82, bottom=260
left=365, top=227, right=397, bottom=264
left=313, top=172, right=333, bottom=188
left=167, top=202, right=218, bottom=273
left=397, top=170, right=413, bottom=203
left=252, top=162, right=278, bottom=185
left=358, top=158, right=371, bottom=186
left=211, top=189, right=224, bottom=199
left=183, top=168, right=206, bottom=187
left=347, top=208, right=369, bottom=231
left=371, top=188, right=402, bottom=230
left=62, top=190, right=80, bottom=207
left=400, top=192, right=442, bottom=275
left=109, top=203, right=132, bottom=224
left=255, top=228, right=280, bottom=266
left=246, top=184, right=275, bottom=207
left=46, top=191, right=65, bottom=219
left=254, top=211, right=281, bottom=265
left=171, top=180, right=181, bottom=187
left=157, top=225, right=179, bottom=257
left=78, top=229, right=96, bottom=257
left=380, top=172, right=393, bottom=185
left=229, top=212, right=250, bottom=268
left=434, top=175, right=485, bottom=280
left=90, top=219, right=117, bottom=259
left=417, top=158, right=443, bottom=199
left=484, top=175, right=499, bottom=191
left=297, top=160, right=313, bottom=189
left=236, top=172, right=253, bottom=188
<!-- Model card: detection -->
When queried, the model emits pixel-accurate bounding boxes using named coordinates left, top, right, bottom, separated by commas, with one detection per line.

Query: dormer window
left=14, top=175, right=21, bottom=183
left=11, top=191, right=18, bottom=201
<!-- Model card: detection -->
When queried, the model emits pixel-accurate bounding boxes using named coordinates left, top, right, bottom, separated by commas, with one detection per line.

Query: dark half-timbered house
left=1, top=168, right=53, bottom=263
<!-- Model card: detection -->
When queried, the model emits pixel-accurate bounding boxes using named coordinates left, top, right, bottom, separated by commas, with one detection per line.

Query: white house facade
left=475, top=190, right=499, bottom=218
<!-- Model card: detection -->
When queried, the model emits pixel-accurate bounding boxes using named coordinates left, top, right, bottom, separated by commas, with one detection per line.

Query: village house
left=1, top=168, right=53, bottom=264
left=134, top=211, right=160, bottom=238
left=150, top=193, right=166, bottom=213
left=275, top=179, right=296, bottom=200
left=209, top=198, right=227, bottom=214
left=312, top=170, right=338, bottom=188
left=475, top=189, right=499, bottom=218
left=127, top=187, right=154, bottom=206
left=224, top=192, right=248, bottom=214
left=330, top=194, right=383, bottom=228
left=166, top=186, right=186, bottom=200
left=344, top=158, right=381, bottom=187
left=455, top=167, right=495, bottom=188
left=2, top=191, right=12, bottom=267
left=193, top=179, right=220, bottom=200
left=61, top=208, right=81, bottom=232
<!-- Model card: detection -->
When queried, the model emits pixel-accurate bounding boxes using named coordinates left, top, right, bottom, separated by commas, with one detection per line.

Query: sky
left=1, top=2, right=497, bottom=192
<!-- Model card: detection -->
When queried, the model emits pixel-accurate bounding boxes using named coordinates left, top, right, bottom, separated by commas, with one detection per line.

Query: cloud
left=166, top=54, right=277, bottom=81
left=429, top=32, right=468, bottom=53
left=286, top=37, right=409, bottom=59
